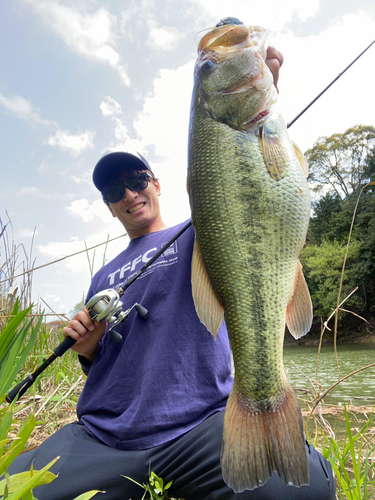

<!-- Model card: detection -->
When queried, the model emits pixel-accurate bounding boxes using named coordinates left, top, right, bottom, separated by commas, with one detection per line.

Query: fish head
left=193, top=23, right=277, bottom=130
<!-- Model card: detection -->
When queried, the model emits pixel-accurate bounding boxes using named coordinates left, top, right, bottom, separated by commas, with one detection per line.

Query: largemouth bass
left=187, top=19, right=313, bottom=493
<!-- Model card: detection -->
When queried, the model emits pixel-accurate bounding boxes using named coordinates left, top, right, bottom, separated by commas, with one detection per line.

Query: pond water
left=283, top=342, right=375, bottom=406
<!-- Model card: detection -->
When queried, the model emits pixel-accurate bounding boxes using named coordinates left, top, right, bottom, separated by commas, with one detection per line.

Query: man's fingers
left=266, top=46, right=284, bottom=67
left=266, top=47, right=284, bottom=93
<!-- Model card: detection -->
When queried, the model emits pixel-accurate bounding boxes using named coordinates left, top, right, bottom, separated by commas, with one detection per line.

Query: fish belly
left=188, top=110, right=310, bottom=492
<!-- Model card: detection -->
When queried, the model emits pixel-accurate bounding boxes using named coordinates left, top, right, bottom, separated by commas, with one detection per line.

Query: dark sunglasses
left=102, top=172, right=153, bottom=203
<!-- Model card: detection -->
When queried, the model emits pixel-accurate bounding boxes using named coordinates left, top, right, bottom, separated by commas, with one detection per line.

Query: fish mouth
left=127, top=202, right=145, bottom=214
left=198, top=24, right=266, bottom=54
left=197, top=23, right=277, bottom=130
left=198, top=24, right=268, bottom=94
left=249, top=110, right=270, bottom=123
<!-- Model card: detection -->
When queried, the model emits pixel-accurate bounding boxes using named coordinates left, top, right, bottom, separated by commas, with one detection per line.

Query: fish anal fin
left=286, top=260, right=313, bottom=339
left=191, top=239, right=224, bottom=339
left=221, top=383, right=309, bottom=492
left=260, top=126, right=288, bottom=181
left=292, top=141, right=309, bottom=178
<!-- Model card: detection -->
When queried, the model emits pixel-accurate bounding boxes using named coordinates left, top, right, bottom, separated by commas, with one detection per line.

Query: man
left=9, top=49, right=336, bottom=500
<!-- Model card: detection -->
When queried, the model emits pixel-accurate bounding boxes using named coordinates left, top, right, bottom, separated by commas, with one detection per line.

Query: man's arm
left=62, top=308, right=107, bottom=362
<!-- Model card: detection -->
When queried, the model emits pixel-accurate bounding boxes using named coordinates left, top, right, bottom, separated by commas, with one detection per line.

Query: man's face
left=105, top=171, right=164, bottom=238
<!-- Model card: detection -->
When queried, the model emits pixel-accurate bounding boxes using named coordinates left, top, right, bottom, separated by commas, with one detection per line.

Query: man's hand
left=266, top=46, right=284, bottom=92
left=62, top=308, right=107, bottom=362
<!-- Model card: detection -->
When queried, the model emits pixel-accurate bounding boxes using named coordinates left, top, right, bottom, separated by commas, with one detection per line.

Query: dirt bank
left=284, top=316, right=375, bottom=346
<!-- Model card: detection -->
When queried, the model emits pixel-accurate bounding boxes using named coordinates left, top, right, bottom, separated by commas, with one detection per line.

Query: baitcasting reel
left=86, top=288, right=149, bottom=344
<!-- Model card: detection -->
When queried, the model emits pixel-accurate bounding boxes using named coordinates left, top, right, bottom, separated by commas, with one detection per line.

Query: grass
left=320, top=405, right=375, bottom=499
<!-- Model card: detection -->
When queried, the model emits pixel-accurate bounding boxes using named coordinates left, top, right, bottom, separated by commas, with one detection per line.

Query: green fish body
left=188, top=22, right=313, bottom=493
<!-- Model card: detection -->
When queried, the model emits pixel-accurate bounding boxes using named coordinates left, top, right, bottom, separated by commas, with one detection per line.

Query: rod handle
left=54, top=336, right=77, bottom=357
left=6, top=375, right=35, bottom=403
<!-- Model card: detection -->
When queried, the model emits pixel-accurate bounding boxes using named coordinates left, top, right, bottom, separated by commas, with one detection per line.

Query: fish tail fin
left=221, top=383, right=309, bottom=493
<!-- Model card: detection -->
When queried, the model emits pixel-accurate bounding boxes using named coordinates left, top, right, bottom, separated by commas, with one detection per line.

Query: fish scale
left=188, top=20, right=312, bottom=492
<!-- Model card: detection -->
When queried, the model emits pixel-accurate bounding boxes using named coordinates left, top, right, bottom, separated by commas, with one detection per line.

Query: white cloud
left=18, top=228, right=39, bottom=238
left=100, top=96, right=122, bottom=117
left=146, top=19, right=185, bottom=51
left=128, top=60, right=195, bottom=227
left=0, top=93, right=57, bottom=126
left=15, top=186, right=70, bottom=199
left=24, top=0, right=131, bottom=86
left=274, top=11, right=375, bottom=152
left=46, top=129, right=96, bottom=155
left=37, top=160, right=49, bottom=175
left=100, top=97, right=130, bottom=143
left=16, top=187, right=39, bottom=197
left=190, top=0, right=321, bottom=31
left=133, top=61, right=194, bottom=155
left=65, top=198, right=112, bottom=223
left=113, top=118, right=130, bottom=142
left=38, top=226, right=128, bottom=276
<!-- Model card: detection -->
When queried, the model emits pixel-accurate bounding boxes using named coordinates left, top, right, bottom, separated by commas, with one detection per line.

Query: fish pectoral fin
left=260, top=125, right=288, bottom=181
left=191, top=239, right=224, bottom=339
left=292, top=141, right=309, bottom=178
left=286, top=260, right=313, bottom=339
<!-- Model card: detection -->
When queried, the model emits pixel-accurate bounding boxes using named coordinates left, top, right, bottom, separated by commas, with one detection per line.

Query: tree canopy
left=301, top=127, right=375, bottom=325
left=305, top=124, right=375, bottom=198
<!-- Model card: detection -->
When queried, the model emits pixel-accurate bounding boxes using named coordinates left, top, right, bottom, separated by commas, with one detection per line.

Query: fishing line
left=287, top=39, right=375, bottom=128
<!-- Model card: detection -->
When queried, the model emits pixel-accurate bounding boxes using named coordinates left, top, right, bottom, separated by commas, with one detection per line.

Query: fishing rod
left=6, top=219, right=193, bottom=403
left=287, top=38, right=375, bottom=128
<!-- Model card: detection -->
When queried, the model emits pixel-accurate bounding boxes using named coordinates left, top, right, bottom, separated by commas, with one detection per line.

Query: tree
left=305, top=125, right=375, bottom=198
left=307, top=192, right=343, bottom=245
left=301, top=240, right=363, bottom=318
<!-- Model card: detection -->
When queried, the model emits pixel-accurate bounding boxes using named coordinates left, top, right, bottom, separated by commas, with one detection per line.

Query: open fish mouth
left=195, top=22, right=275, bottom=129
left=198, top=23, right=267, bottom=55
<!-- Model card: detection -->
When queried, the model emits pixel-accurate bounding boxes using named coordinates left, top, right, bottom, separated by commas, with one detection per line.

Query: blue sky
left=1, top=0, right=374, bottom=316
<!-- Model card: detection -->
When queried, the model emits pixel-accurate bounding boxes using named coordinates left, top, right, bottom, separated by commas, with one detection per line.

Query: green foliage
left=123, top=471, right=174, bottom=500
left=0, top=410, right=36, bottom=477
left=305, top=140, right=375, bottom=320
left=0, top=306, right=99, bottom=500
left=306, top=125, right=375, bottom=198
left=0, top=305, right=57, bottom=499
left=0, top=459, right=58, bottom=499
left=301, top=240, right=362, bottom=318
left=350, top=184, right=375, bottom=310
left=0, top=301, right=42, bottom=399
left=321, top=406, right=375, bottom=499
left=307, top=192, right=344, bottom=245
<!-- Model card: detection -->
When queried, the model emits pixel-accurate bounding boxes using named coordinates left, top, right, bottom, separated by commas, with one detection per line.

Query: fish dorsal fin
left=286, top=260, right=313, bottom=339
left=292, top=141, right=309, bottom=178
left=191, top=238, right=224, bottom=339
left=260, top=125, right=288, bottom=181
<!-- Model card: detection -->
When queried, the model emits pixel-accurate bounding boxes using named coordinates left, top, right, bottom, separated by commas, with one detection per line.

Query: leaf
left=164, top=480, right=173, bottom=490
left=72, top=491, right=106, bottom=499
left=0, top=467, right=56, bottom=496
left=0, top=413, right=36, bottom=476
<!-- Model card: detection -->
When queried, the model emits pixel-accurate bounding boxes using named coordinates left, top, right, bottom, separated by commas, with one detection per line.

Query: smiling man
left=95, top=151, right=166, bottom=239
left=8, top=51, right=336, bottom=500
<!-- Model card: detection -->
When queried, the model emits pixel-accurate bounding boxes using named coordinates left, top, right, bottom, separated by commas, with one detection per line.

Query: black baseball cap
left=92, top=150, right=153, bottom=191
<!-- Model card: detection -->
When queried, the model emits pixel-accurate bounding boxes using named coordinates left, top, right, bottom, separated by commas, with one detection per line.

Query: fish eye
left=200, top=60, right=215, bottom=72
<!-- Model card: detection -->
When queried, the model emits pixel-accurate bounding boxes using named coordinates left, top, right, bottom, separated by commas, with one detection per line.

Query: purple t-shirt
left=77, top=221, right=233, bottom=450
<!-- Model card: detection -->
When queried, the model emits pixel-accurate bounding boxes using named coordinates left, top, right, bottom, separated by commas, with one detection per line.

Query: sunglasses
left=102, top=172, right=153, bottom=203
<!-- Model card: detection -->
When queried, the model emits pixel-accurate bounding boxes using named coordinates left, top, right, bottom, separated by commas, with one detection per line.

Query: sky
left=1, top=0, right=375, bottom=317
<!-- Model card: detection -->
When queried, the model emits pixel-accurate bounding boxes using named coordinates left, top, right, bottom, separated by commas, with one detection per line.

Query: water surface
left=284, top=342, right=375, bottom=406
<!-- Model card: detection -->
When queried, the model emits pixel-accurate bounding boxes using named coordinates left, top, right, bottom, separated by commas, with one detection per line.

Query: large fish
left=187, top=19, right=313, bottom=493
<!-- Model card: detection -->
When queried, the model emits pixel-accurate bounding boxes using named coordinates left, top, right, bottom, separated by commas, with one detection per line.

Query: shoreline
left=284, top=318, right=375, bottom=346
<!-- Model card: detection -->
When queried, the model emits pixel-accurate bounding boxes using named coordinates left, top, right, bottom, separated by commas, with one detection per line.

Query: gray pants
left=9, top=411, right=335, bottom=500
